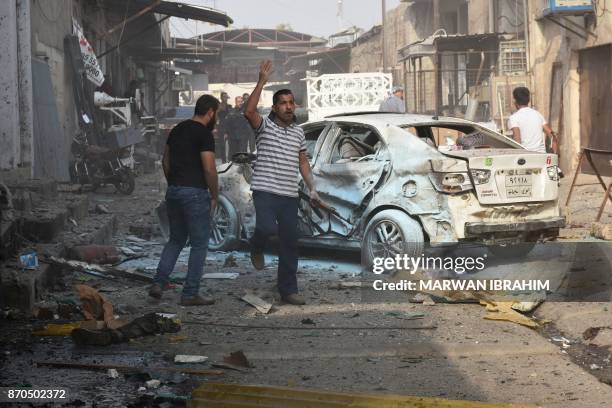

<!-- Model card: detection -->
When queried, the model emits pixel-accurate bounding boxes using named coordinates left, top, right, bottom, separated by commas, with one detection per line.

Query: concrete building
left=0, top=0, right=231, bottom=184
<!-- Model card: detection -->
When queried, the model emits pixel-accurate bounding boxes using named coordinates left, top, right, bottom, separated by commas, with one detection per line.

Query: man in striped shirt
left=244, top=60, right=320, bottom=305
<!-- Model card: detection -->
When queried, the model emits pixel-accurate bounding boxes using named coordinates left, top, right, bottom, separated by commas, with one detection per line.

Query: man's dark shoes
left=281, top=293, right=306, bottom=305
left=180, top=295, right=215, bottom=306
left=250, top=249, right=265, bottom=270
left=148, top=283, right=162, bottom=299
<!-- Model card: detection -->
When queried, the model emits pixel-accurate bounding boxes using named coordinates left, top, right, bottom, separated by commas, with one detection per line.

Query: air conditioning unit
left=170, top=76, right=185, bottom=91
left=542, top=0, right=593, bottom=16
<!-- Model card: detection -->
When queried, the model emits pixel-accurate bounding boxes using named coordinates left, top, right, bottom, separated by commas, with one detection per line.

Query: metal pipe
left=97, top=15, right=171, bottom=59
left=381, top=0, right=387, bottom=73
left=16, top=0, right=33, bottom=176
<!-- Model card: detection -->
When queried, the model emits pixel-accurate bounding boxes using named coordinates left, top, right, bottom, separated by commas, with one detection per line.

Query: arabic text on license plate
left=505, top=174, right=532, bottom=198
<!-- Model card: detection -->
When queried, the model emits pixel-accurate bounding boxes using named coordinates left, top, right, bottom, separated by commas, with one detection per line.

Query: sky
left=168, top=0, right=401, bottom=39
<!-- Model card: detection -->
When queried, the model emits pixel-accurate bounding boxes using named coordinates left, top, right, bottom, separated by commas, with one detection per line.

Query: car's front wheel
left=209, top=194, right=240, bottom=251
left=362, top=210, right=424, bottom=272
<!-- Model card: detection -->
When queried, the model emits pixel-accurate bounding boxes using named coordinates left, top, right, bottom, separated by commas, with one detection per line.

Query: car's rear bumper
left=465, top=216, right=566, bottom=236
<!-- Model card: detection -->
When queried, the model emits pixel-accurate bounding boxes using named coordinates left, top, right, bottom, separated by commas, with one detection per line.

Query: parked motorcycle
left=69, top=137, right=136, bottom=195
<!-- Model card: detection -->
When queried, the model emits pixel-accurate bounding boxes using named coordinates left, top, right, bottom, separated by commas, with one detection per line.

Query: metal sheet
left=31, top=58, right=70, bottom=181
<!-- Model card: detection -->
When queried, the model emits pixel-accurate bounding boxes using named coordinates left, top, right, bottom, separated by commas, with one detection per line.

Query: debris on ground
left=68, top=245, right=122, bottom=264
left=145, top=379, right=161, bottom=389
left=75, top=284, right=115, bottom=326
left=511, top=301, right=542, bottom=313
left=174, top=355, right=208, bottom=364
left=107, top=368, right=120, bottom=379
left=32, top=322, right=82, bottom=336
left=384, top=311, right=425, bottom=320
left=45, top=256, right=154, bottom=282
left=480, top=301, right=539, bottom=328
left=327, top=281, right=361, bottom=290
left=241, top=292, right=272, bottom=314
left=203, top=272, right=239, bottom=279
left=71, top=312, right=180, bottom=346
left=591, top=222, right=612, bottom=240
left=19, top=251, right=39, bottom=269
left=212, top=351, right=251, bottom=372
left=129, top=225, right=154, bottom=240
left=34, top=361, right=223, bottom=377
left=223, top=254, right=238, bottom=267
left=95, top=204, right=111, bottom=214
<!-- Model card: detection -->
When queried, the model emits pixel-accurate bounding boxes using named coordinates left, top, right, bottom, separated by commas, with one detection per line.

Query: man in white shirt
left=508, top=87, right=558, bottom=154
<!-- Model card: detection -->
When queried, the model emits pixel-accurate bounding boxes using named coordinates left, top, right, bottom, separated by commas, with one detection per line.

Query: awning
left=153, top=1, right=233, bottom=26
left=103, top=0, right=233, bottom=27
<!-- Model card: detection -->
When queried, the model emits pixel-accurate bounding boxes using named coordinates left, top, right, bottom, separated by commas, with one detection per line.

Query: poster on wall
left=72, top=19, right=105, bottom=87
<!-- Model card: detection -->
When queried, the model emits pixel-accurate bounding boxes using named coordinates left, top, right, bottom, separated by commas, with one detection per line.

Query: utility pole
left=433, top=0, right=440, bottom=31
left=381, top=0, right=387, bottom=73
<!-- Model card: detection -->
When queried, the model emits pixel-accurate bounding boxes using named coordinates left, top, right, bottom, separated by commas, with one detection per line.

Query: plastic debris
left=241, top=293, right=272, bottom=314
left=174, top=355, right=208, bottom=364
left=19, top=251, right=39, bottom=269
left=480, top=301, right=538, bottom=328
left=145, top=379, right=161, bottom=389
left=203, top=273, right=239, bottom=279
left=32, top=323, right=82, bottom=336
left=107, top=369, right=119, bottom=379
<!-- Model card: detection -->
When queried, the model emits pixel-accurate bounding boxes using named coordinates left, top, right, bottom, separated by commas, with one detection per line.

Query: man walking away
left=215, top=91, right=230, bottom=162
left=241, top=93, right=256, bottom=153
left=149, top=95, right=219, bottom=306
left=508, top=87, right=559, bottom=154
left=244, top=60, right=320, bottom=305
left=226, top=96, right=248, bottom=159
left=379, top=86, right=406, bottom=113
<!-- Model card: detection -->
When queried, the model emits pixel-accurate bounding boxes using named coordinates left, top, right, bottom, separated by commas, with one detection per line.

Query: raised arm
left=244, top=60, right=273, bottom=130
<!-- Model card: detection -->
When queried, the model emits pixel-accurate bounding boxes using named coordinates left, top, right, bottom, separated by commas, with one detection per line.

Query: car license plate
left=505, top=174, right=532, bottom=198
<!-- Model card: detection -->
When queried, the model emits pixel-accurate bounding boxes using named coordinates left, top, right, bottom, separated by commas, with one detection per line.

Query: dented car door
left=305, top=123, right=390, bottom=237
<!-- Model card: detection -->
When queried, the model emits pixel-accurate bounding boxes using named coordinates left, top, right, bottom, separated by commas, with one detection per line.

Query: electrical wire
left=116, top=0, right=131, bottom=55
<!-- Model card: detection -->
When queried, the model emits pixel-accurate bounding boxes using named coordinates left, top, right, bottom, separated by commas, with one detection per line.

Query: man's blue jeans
left=155, top=186, right=211, bottom=298
left=249, top=190, right=299, bottom=297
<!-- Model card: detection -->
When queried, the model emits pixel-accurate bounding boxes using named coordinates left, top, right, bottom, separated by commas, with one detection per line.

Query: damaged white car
left=203, top=113, right=564, bottom=262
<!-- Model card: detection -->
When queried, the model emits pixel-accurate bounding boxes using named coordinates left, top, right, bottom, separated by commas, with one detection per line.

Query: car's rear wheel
left=209, top=194, right=240, bottom=251
left=488, top=243, right=536, bottom=258
left=362, top=210, right=424, bottom=272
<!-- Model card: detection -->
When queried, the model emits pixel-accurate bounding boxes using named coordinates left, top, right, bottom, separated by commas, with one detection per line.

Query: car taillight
left=547, top=165, right=559, bottom=181
left=430, top=172, right=473, bottom=193
left=470, top=169, right=491, bottom=185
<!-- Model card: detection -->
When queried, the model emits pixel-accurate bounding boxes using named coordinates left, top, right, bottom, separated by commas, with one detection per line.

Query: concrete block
left=63, top=214, right=118, bottom=248
left=0, top=262, right=58, bottom=315
left=65, top=195, right=89, bottom=222
left=22, top=208, right=67, bottom=242
left=0, top=218, right=20, bottom=260
left=11, top=189, right=32, bottom=212
left=8, top=179, right=58, bottom=199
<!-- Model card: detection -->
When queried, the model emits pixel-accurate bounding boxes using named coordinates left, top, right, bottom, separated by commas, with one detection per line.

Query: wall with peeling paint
left=528, top=2, right=612, bottom=174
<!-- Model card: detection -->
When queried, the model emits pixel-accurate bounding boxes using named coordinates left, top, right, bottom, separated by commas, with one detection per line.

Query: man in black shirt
left=149, top=95, right=220, bottom=306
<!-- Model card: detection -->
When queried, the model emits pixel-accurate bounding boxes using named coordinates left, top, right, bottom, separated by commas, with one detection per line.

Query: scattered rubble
left=241, top=292, right=272, bottom=314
